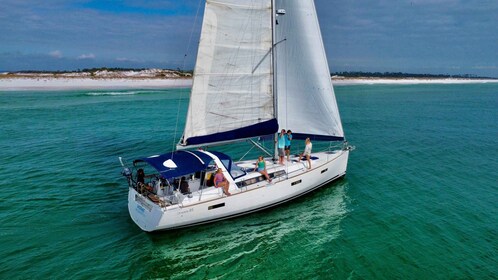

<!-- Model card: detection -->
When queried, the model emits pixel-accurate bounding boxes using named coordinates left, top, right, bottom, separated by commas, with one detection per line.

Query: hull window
left=291, top=180, right=302, bottom=186
left=208, top=203, right=226, bottom=210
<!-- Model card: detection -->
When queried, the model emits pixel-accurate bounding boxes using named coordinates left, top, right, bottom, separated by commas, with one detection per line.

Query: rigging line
left=247, top=0, right=259, bottom=127
left=271, top=0, right=278, bottom=161
left=238, top=143, right=256, bottom=162
left=249, top=139, right=273, bottom=157
left=172, top=0, right=204, bottom=152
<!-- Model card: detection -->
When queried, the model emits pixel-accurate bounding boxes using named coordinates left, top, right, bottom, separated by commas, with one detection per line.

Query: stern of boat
left=128, top=188, right=163, bottom=232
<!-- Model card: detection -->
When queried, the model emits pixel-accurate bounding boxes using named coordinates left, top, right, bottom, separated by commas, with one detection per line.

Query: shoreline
left=1, top=76, right=497, bottom=91
left=331, top=77, right=498, bottom=86
left=0, top=77, right=192, bottom=91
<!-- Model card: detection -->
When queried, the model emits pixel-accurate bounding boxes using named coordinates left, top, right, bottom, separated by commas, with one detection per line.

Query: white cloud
left=78, top=53, right=95, bottom=59
left=116, top=57, right=139, bottom=62
left=49, top=50, right=62, bottom=58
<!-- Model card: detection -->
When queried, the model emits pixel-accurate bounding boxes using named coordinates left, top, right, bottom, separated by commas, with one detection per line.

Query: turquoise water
left=0, top=84, right=496, bottom=279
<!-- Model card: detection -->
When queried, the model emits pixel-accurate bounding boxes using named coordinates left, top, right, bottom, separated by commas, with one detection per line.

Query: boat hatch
left=236, top=170, right=286, bottom=188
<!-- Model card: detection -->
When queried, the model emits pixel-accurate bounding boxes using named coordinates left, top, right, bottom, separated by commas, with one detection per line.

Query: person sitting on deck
left=214, top=168, right=231, bottom=196
left=179, top=176, right=191, bottom=194
left=254, top=156, right=272, bottom=183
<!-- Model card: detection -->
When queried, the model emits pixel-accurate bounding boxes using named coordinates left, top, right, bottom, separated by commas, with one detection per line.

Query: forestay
left=181, top=0, right=276, bottom=147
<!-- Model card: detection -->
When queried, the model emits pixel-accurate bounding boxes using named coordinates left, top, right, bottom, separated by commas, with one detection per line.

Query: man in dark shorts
left=285, top=130, right=292, bottom=162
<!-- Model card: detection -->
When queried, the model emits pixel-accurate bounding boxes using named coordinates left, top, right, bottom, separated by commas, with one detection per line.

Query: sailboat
left=120, top=0, right=352, bottom=232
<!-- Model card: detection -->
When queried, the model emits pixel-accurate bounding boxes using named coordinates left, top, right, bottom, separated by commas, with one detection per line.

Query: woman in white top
left=298, top=138, right=312, bottom=169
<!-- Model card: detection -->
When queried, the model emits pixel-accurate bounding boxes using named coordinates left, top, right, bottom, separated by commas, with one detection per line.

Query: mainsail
left=181, top=0, right=276, bottom=147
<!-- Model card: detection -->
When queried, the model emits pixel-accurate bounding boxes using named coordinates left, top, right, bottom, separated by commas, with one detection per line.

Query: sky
left=1, top=0, right=497, bottom=77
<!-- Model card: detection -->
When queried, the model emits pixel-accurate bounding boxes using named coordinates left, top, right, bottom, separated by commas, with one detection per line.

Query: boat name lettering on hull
left=178, top=208, right=194, bottom=215
left=136, top=205, right=145, bottom=215
left=135, top=194, right=152, bottom=211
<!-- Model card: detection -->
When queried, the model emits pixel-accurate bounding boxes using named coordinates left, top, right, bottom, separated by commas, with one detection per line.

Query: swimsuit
left=214, top=173, right=224, bottom=187
left=257, top=160, right=265, bottom=172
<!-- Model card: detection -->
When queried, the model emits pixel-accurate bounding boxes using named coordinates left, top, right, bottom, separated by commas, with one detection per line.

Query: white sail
left=274, top=0, right=344, bottom=140
left=181, top=0, right=276, bottom=147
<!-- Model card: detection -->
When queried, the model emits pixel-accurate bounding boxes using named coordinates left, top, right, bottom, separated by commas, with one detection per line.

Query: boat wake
left=144, top=183, right=349, bottom=278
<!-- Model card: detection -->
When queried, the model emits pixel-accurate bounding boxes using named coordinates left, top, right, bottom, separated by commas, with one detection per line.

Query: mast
left=271, top=0, right=278, bottom=160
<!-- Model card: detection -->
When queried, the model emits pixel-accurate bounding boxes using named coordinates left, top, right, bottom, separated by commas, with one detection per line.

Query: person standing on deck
left=285, top=130, right=292, bottom=162
left=277, top=129, right=286, bottom=164
left=298, top=138, right=313, bottom=169
left=136, top=168, right=146, bottom=193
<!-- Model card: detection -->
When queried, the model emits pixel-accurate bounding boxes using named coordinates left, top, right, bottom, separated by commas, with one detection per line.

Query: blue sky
left=1, top=0, right=497, bottom=77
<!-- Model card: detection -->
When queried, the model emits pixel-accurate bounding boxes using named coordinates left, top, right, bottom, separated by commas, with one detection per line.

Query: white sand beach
left=0, top=69, right=192, bottom=91
left=1, top=76, right=497, bottom=91
left=0, top=77, right=192, bottom=91
left=331, top=77, right=498, bottom=86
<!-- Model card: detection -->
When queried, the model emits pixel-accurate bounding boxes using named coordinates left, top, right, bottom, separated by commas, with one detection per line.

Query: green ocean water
left=0, top=83, right=496, bottom=279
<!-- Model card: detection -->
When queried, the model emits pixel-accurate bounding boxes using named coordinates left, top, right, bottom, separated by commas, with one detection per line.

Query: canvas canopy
left=133, top=151, right=231, bottom=180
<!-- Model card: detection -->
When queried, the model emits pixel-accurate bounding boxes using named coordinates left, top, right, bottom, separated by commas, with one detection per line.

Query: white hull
left=128, top=150, right=349, bottom=232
